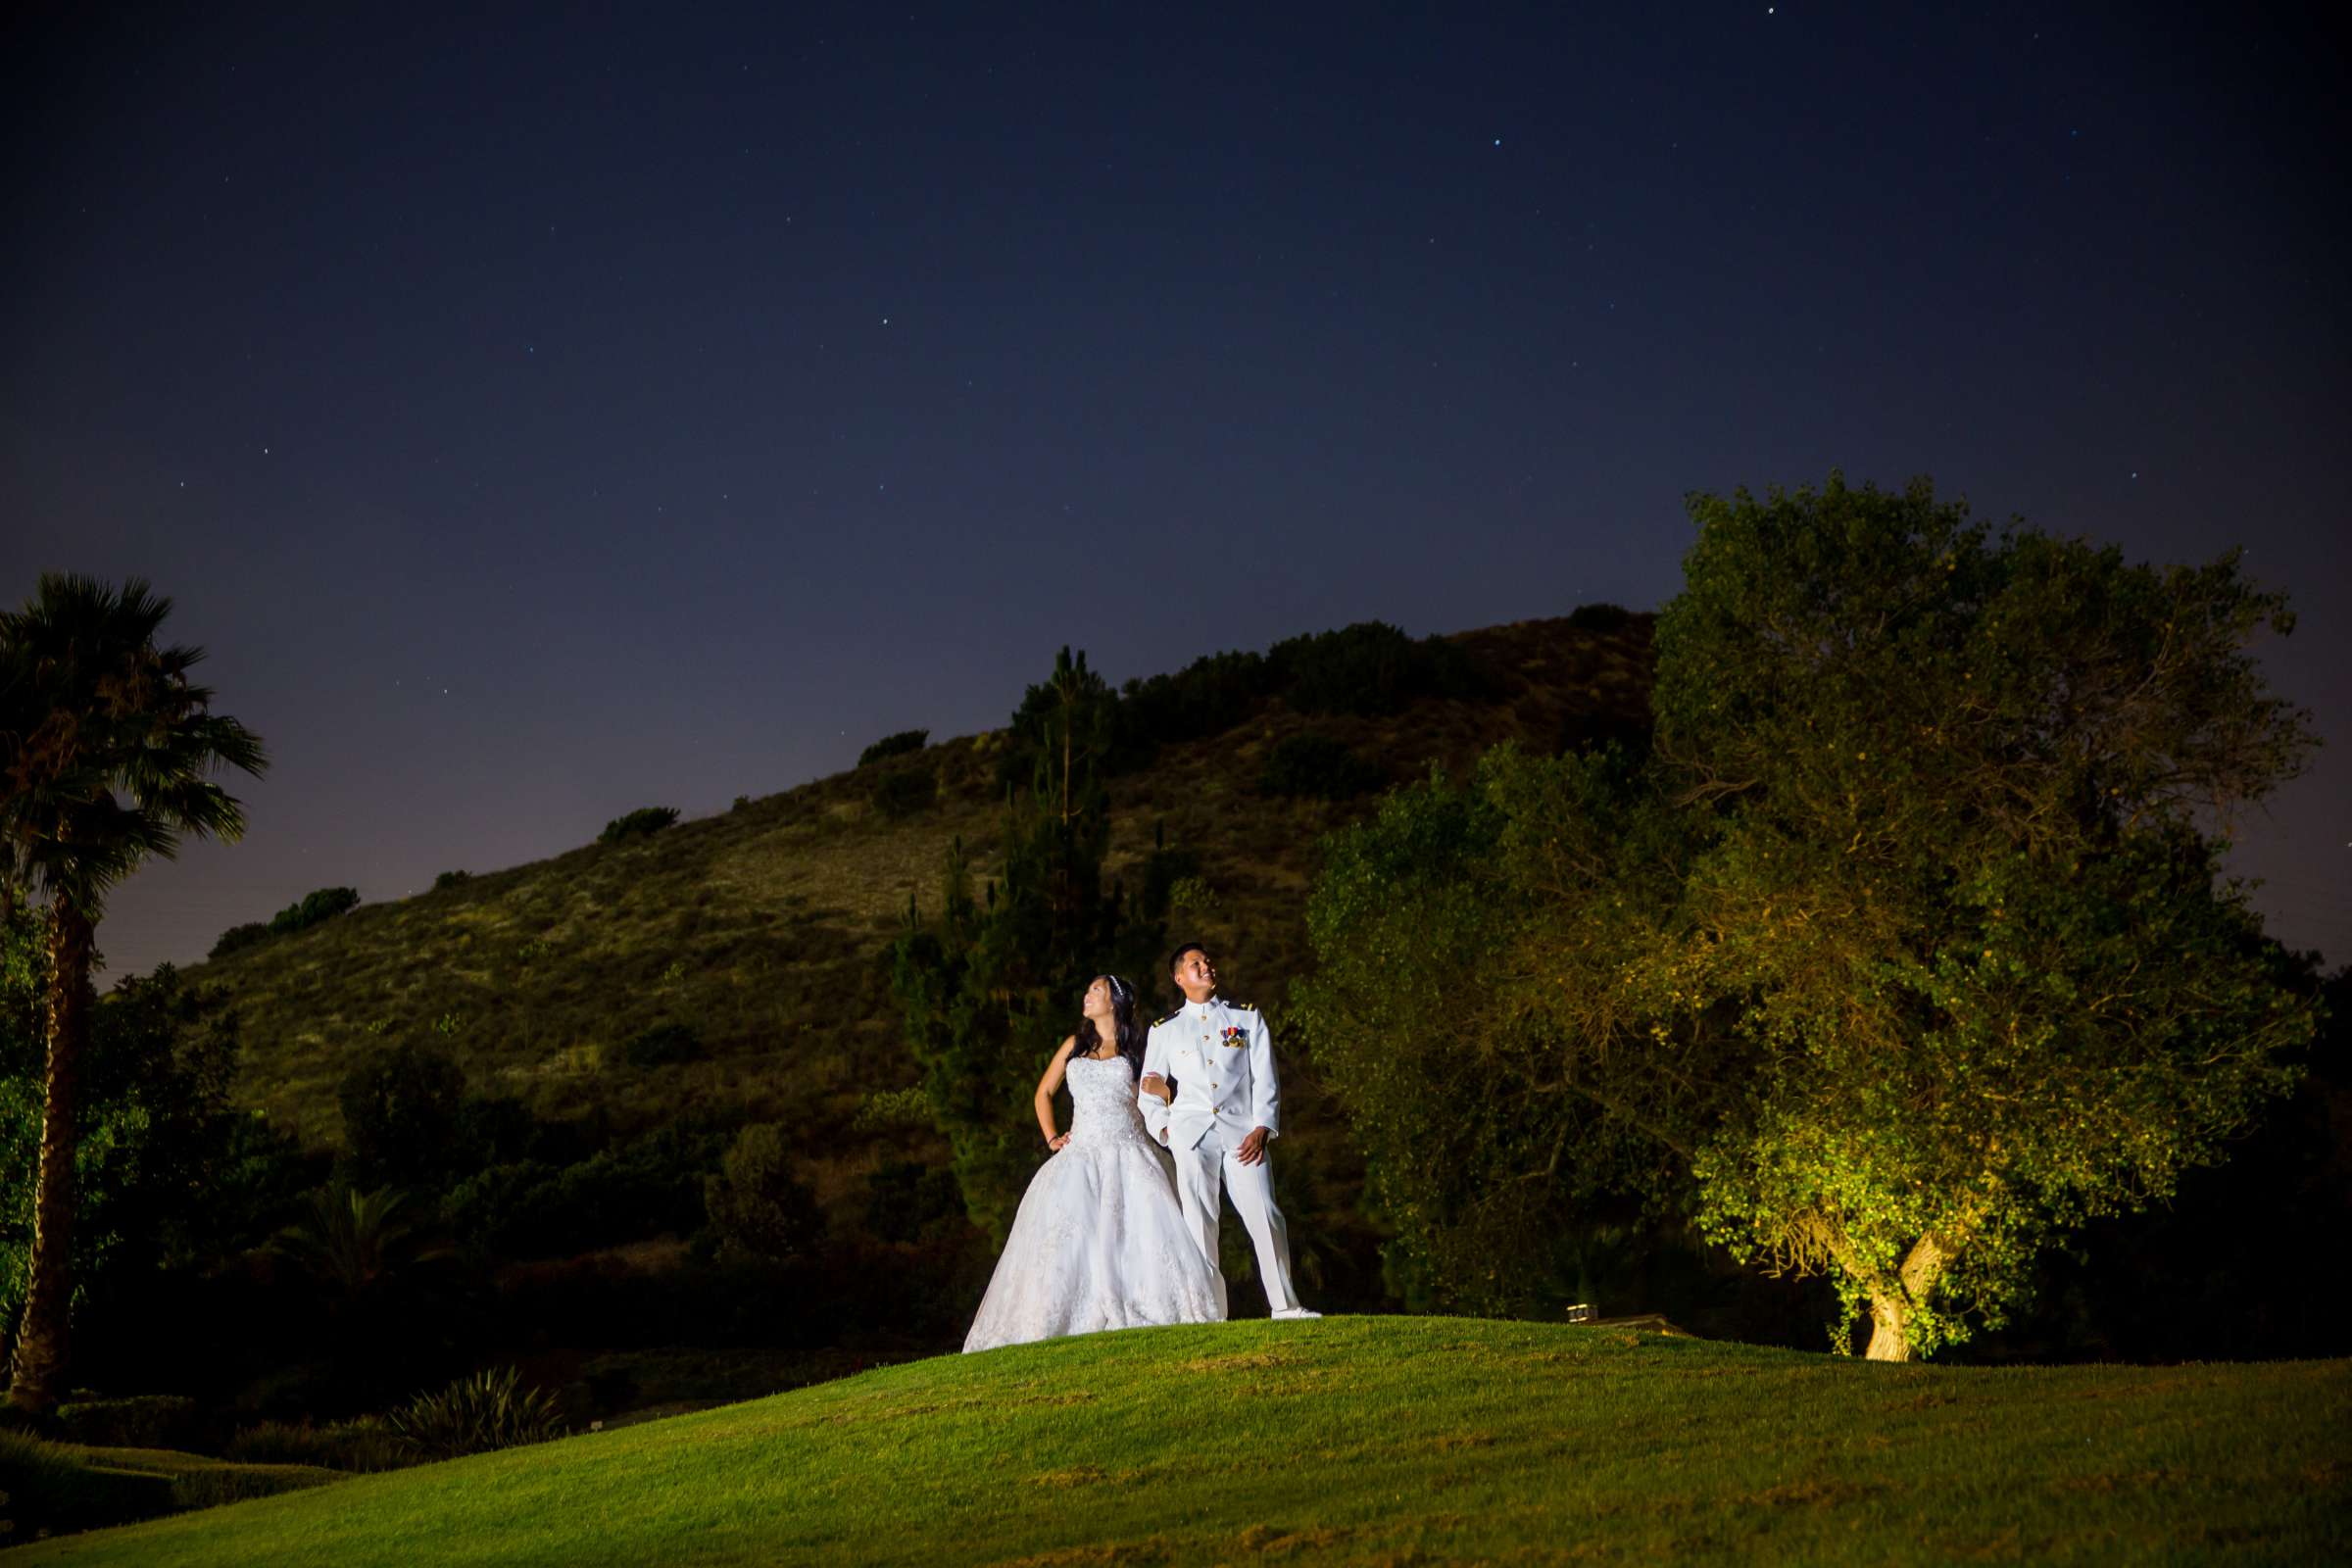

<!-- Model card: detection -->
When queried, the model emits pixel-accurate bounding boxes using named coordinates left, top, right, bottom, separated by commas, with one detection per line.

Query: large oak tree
left=1297, top=476, right=2318, bottom=1358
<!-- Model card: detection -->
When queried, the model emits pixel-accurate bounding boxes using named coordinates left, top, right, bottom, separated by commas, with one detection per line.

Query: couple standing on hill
left=960, top=942, right=1318, bottom=1353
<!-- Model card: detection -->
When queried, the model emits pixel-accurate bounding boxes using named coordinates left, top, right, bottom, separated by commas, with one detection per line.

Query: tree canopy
left=1295, top=475, right=2319, bottom=1358
left=893, top=648, right=1181, bottom=1240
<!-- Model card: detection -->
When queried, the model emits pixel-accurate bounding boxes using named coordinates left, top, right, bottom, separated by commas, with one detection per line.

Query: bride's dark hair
left=1077, top=974, right=1149, bottom=1080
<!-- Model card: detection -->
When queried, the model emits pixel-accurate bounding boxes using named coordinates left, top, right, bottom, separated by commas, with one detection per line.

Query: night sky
left=4, top=4, right=2345, bottom=973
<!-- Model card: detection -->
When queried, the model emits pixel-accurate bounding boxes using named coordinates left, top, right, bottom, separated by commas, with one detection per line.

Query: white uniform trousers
left=1170, top=1125, right=1300, bottom=1316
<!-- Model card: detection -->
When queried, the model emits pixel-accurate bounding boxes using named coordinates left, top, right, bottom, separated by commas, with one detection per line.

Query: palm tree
left=0, top=574, right=266, bottom=1414
left=272, top=1183, right=449, bottom=1299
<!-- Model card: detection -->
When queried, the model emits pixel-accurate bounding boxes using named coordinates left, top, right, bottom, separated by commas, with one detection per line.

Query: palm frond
left=0, top=575, right=269, bottom=919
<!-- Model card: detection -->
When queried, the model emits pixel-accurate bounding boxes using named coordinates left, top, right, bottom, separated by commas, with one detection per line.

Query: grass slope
left=12, top=1317, right=2346, bottom=1566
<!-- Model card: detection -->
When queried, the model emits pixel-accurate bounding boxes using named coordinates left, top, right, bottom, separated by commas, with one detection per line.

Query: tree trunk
left=1863, top=1291, right=1914, bottom=1361
left=7, top=902, right=92, bottom=1414
left=1861, top=1232, right=1952, bottom=1363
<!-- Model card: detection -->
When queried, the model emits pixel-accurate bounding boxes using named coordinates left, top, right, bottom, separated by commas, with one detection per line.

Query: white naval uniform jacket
left=1137, top=996, right=1280, bottom=1152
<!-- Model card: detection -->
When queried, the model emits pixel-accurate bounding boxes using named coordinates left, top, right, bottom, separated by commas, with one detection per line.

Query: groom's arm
left=1248, top=1008, right=1280, bottom=1139
left=1138, top=1023, right=1171, bottom=1143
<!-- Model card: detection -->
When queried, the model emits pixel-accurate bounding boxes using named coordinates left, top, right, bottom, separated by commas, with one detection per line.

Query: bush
left=0, top=1427, right=176, bottom=1537
left=1555, top=710, right=1650, bottom=760
left=225, top=1416, right=415, bottom=1472
left=599, top=807, right=679, bottom=845
left=268, top=886, right=361, bottom=937
left=432, top=869, right=471, bottom=891
left=54, top=1395, right=197, bottom=1449
left=444, top=1128, right=717, bottom=1258
left=208, top=921, right=270, bottom=960
left=705, top=1124, right=822, bottom=1261
left=869, top=765, right=937, bottom=819
left=207, top=886, right=361, bottom=956
left=621, top=1022, right=704, bottom=1069
left=1118, top=650, right=1275, bottom=751
left=1257, top=733, right=1386, bottom=801
left=1565, top=601, right=1636, bottom=633
left=338, top=1041, right=468, bottom=1190
left=1, top=962, right=260, bottom=1345
left=169, top=1466, right=339, bottom=1509
left=386, top=1366, right=565, bottom=1459
left=863, top=1160, right=965, bottom=1244
left=848, top=1086, right=932, bottom=1134
left=1139, top=841, right=1204, bottom=923
left=857, top=729, right=929, bottom=767
left=1270, top=621, right=1494, bottom=717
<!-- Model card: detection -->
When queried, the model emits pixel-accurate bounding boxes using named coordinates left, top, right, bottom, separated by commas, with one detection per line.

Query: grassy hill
left=9, top=1316, right=2346, bottom=1565
left=180, top=614, right=1652, bottom=1230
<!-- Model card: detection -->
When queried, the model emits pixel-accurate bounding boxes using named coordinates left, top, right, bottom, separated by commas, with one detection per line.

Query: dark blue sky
left=5, top=3, right=2346, bottom=971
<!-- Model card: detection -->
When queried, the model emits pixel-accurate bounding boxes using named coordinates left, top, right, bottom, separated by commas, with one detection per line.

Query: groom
left=1138, top=942, right=1318, bottom=1320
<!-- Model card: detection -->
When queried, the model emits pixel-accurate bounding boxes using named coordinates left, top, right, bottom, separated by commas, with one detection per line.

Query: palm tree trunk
left=7, top=902, right=92, bottom=1414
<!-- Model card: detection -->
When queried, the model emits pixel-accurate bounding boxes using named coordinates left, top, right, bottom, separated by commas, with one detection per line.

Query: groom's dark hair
left=1168, top=941, right=1207, bottom=977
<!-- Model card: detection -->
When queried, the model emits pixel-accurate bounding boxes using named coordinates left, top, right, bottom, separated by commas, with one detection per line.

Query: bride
left=961, top=974, right=1224, bottom=1352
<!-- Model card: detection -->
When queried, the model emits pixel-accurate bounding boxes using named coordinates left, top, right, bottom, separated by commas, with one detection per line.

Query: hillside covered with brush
left=176, top=612, right=1651, bottom=1274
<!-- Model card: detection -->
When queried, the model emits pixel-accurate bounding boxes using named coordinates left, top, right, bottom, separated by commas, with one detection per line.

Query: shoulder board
left=1153, top=1008, right=1184, bottom=1028
left=1230, top=1001, right=1256, bottom=1012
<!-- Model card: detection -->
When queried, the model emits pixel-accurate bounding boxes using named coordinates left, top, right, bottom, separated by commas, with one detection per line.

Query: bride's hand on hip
left=1046, top=1132, right=1070, bottom=1152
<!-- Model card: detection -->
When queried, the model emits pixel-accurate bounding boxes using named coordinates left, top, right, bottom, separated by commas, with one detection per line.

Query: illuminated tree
left=1298, top=476, right=2319, bottom=1358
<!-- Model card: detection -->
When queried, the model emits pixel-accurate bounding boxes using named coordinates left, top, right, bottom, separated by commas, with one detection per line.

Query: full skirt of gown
left=961, top=1054, right=1224, bottom=1352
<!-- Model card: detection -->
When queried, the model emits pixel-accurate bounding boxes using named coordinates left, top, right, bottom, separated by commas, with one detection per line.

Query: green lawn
left=10, top=1316, right=2346, bottom=1565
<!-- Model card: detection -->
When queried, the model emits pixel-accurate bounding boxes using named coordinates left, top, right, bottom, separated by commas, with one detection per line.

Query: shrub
left=338, top=1041, right=468, bottom=1190
left=869, top=765, right=937, bottom=819
left=208, top=921, right=270, bottom=959
left=599, top=807, right=679, bottom=845
left=849, top=1086, right=932, bottom=1134
left=455, top=1093, right=542, bottom=1166
left=1118, top=649, right=1274, bottom=751
left=858, top=728, right=929, bottom=767
left=705, top=1123, right=822, bottom=1261
left=433, top=869, right=471, bottom=891
left=386, top=1366, right=565, bottom=1459
left=226, top=1416, right=415, bottom=1472
left=863, top=1159, right=965, bottom=1244
left=1565, top=601, right=1636, bottom=633
left=169, top=1466, right=340, bottom=1509
left=444, top=1129, right=717, bottom=1257
left=208, top=886, right=361, bottom=956
left=1257, top=733, right=1385, bottom=800
left=0, top=1428, right=175, bottom=1537
left=622, top=1022, right=703, bottom=1069
left=54, top=1395, right=197, bottom=1449
left=268, top=886, right=361, bottom=937
left=1270, top=621, right=1494, bottom=717
left=1139, top=843, right=1204, bottom=922
left=1555, top=710, right=1650, bottom=760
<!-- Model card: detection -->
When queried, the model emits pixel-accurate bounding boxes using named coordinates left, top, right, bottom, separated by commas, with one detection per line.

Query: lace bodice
left=1063, top=1054, right=1154, bottom=1150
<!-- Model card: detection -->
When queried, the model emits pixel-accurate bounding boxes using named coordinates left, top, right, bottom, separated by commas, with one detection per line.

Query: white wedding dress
left=961, top=1054, right=1225, bottom=1352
